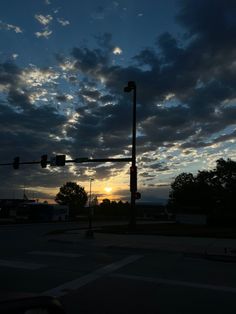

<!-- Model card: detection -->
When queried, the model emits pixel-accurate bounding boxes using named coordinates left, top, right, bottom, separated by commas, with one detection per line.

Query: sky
left=0, top=0, right=236, bottom=203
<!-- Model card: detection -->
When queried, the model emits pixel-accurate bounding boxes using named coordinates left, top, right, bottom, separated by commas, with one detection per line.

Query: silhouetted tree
left=169, top=172, right=196, bottom=209
left=55, top=182, right=88, bottom=217
left=98, top=199, right=129, bottom=217
left=214, top=158, right=236, bottom=210
left=168, top=159, right=236, bottom=217
left=100, top=198, right=111, bottom=208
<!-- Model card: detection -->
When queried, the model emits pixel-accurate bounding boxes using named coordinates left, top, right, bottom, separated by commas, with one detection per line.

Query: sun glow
left=104, top=186, right=112, bottom=193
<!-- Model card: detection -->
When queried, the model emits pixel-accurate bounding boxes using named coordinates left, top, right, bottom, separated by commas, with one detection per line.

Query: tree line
left=54, top=158, right=236, bottom=224
left=168, top=158, right=236, bottom=225
left=55, top=182, right=129, bottom=218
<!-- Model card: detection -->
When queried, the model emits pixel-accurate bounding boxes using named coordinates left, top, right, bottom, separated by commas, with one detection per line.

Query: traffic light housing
left=130, top=166, right=137, bottom=192
left=40, top=154, right=48, bottom=168
left=13, top=157, right=20, bottom=169
left=50, top=155, right=66, bottom=166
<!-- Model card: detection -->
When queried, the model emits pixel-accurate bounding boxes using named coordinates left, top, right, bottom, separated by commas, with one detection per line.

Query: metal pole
left=130, top=84, right=137, bottom=229
left=89, top=179, right=92, bottom=230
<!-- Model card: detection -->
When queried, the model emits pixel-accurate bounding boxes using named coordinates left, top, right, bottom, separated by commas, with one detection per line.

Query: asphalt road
left=0, top=222, right=236, bottom=313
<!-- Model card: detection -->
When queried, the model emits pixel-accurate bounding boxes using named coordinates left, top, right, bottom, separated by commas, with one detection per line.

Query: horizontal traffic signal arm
left=74, top=157, right=132, bottom=163
left=0, top=156, right=132, bottom=168
left=0, top=161, right=40, bottom=166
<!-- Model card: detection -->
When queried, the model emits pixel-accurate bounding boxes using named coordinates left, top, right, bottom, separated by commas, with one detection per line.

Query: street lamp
left=89, top=178, right=94, bottom=227
left=124, top=81, right=137, bottom=229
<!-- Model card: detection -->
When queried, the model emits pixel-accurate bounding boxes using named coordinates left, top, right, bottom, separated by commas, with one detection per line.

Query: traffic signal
left=50, top=155, right=66, bottom=166
left=13, top=157, right=20, bottom=169
left=40, top=154, right=48, bottom=168
left=130, top=166, right=137, bottom=192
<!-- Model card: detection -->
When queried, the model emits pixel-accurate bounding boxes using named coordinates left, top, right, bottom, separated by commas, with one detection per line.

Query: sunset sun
left=104, top=186, right=112, bottom=193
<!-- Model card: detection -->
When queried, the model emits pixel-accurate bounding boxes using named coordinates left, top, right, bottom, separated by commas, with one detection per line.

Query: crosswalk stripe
left=42, top=255, right=143, bottom=297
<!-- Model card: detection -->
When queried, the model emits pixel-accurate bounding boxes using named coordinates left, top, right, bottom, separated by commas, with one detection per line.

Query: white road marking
left=0, top=259, right=46, bottom=270
left=42, top=255, right=142, bottom=297
left=28, top=251, right=83, bottom=258
left=112, top=274, right=236, bottom=293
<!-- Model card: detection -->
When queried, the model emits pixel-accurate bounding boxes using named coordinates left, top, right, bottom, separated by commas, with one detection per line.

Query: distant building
left=173, top=206, right=207, bottom=225
left=175, top=213, right=207, bottom=225
left=136, top=202, right=172, bottom=220
left=0, top=199, right=35, bottom=218
left=16, top=202, right=69, bottom=222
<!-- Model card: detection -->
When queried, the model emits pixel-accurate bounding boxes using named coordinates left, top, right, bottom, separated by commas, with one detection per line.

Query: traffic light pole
left=124, top=81, right=137, bottom=230
left=130, top=84, right=137, bottom=229
left=0, top=82, right=138, bottom=230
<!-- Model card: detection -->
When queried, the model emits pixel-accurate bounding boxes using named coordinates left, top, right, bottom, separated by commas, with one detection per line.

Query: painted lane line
left=42, top=255, right=142, bottom=297
left=28, top=251, right=83, bottom=258
left=112, top=274, right=236, bottom=294
left=0, top=259, right=46, bottom=270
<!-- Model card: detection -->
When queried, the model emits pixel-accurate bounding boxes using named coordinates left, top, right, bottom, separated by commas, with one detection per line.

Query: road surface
left=0, top=222, right=236, bottom=313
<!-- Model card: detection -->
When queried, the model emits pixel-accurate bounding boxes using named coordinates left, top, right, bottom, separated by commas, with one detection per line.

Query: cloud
left=35, top=29, right=53, bottom=39
left=34, top=14, right=53, bottom=26
left=57, top=18, right=70, bottom=26
left=55, top=94, right=73, bottom=102
left=34, top=14, right=53, bottom=39
left=20, top=65, right=59, bottom=87
left=0, top=20, right=22, bottom=33
left=1, top=0, right=236, bottom=201
left=72, top=1, right=236, bottom=153
left=12, top=54, right=19, bottom=60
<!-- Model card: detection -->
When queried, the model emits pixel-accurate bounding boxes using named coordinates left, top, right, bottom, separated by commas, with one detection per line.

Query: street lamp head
left=128, top=81, right=136, bottom=88
left=124, top=81, right=136, bottom=92
left=124, top=86, right=132, bottom=92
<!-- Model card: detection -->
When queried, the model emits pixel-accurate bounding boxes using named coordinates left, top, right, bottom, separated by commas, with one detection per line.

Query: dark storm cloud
left=80, top=89, right=101, bottom=100
left=0, top=103, right=68, bottom=160
left=7, top=88, right=31, bottom=110
left=55, top=94, right=69, bottom=102
left=72, top=46, right=109, bottom=74
left=2, top=0, right=236, bottom=199
left=0, top=60, right=71, bottom=194
left=70, top=0, right=236, bottom=151
left=181, top=129, right=236, bottom=149
left=0, top=62, right=20, bottom=85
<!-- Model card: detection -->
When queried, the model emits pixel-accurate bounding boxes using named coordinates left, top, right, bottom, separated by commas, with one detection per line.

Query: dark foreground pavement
left=1, top=223, right=236, bottom=313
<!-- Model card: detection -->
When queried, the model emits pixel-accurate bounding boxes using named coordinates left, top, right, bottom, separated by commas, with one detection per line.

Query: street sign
left=40, top=154, right=48, bottom=168
left=50, top=157, right=57, bottom=166
left=135, top=192, right=141, bottom=200
left=55, top=155, right=66, bottom=166
left=130, top=166, right=137, bottom=192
